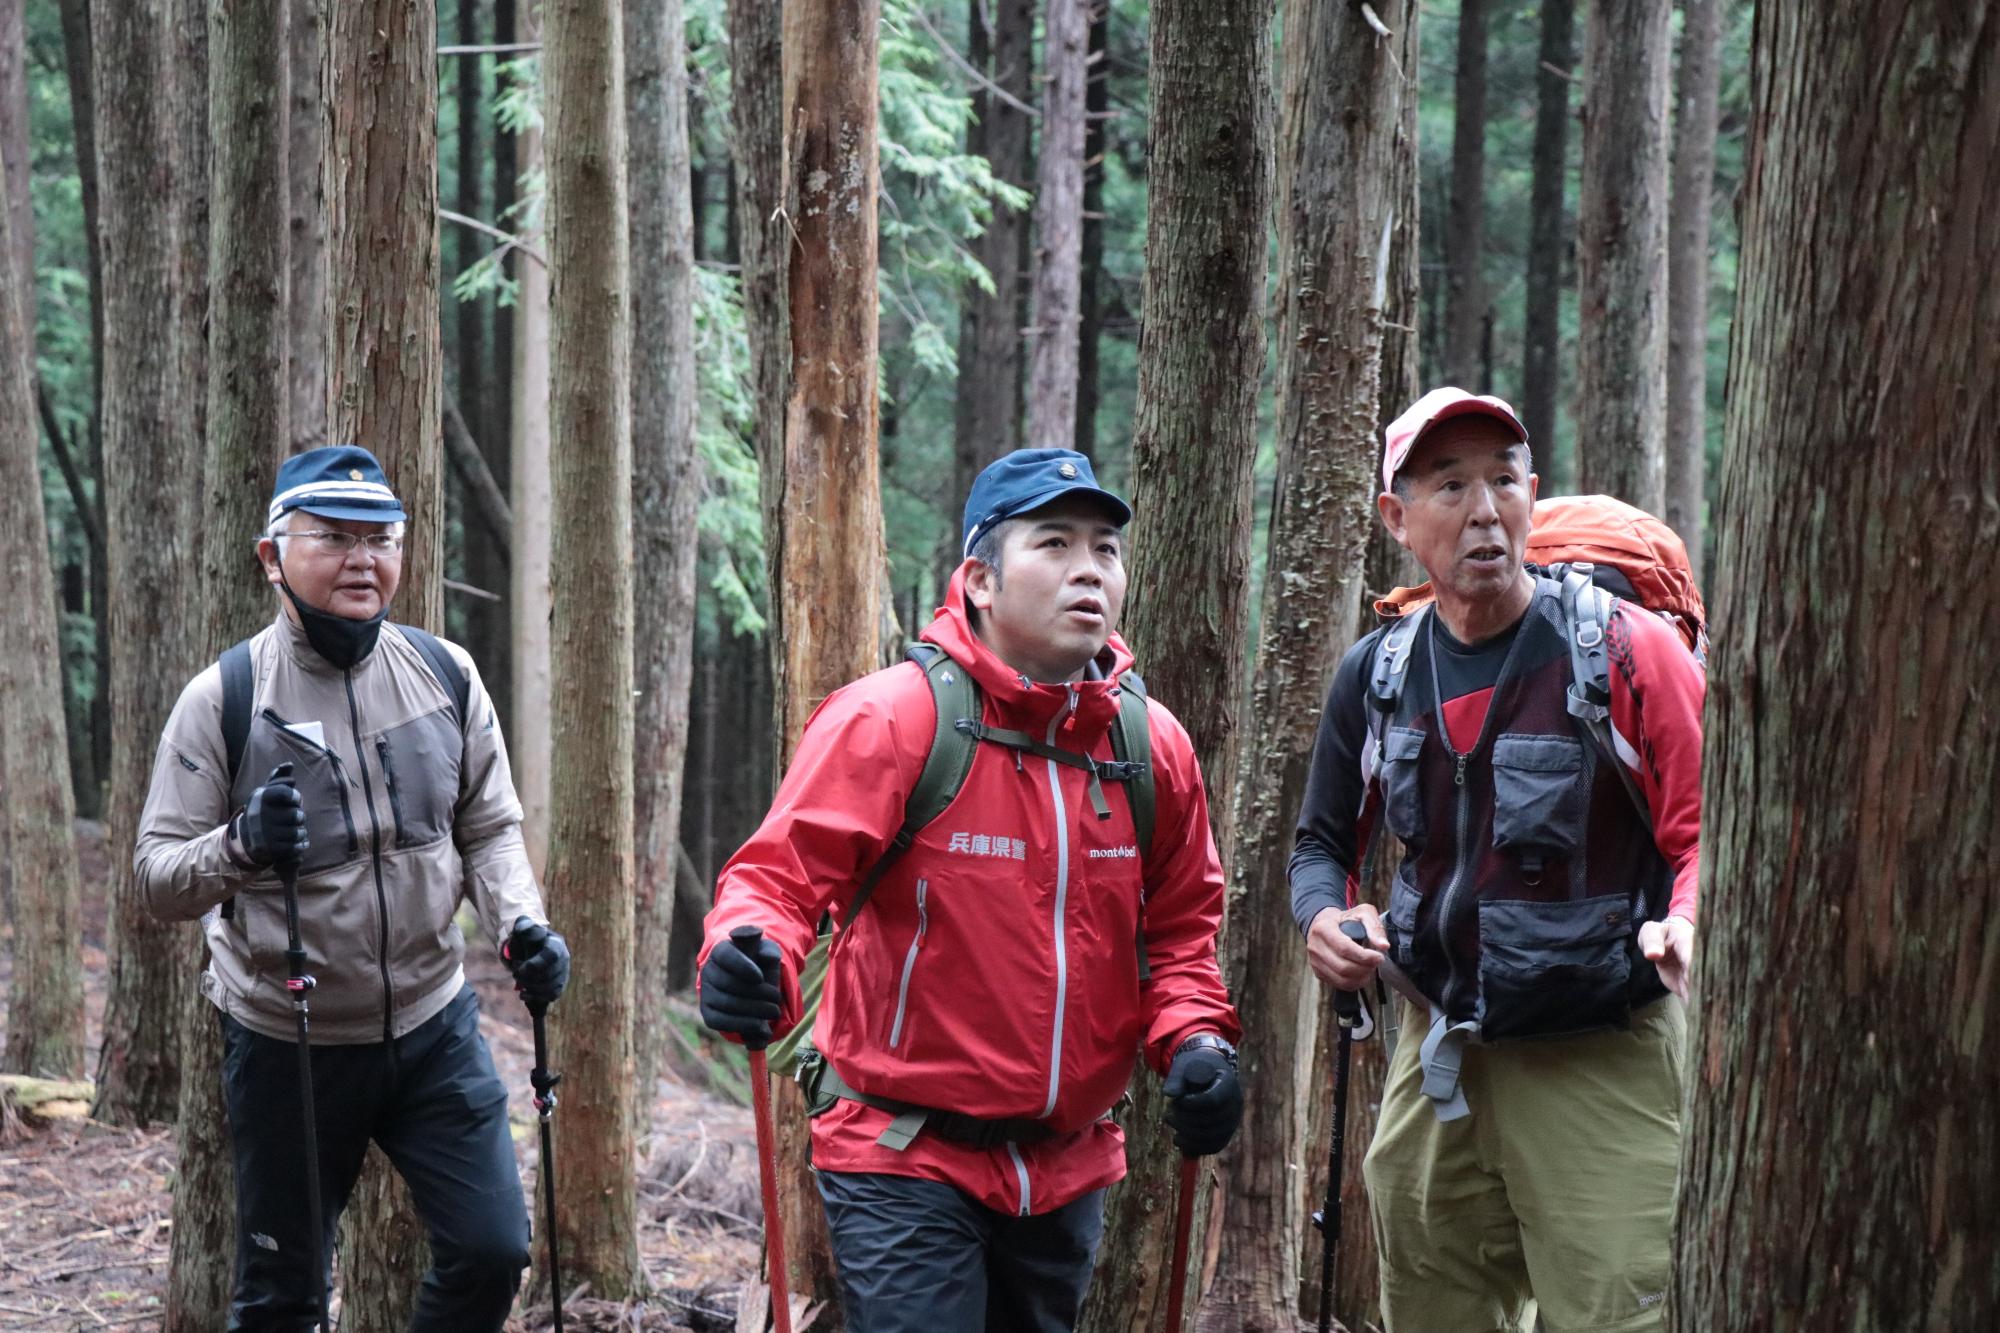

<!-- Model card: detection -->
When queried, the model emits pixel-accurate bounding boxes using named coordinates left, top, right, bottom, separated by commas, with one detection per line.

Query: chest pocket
left=1379, top=726, right=1429, bottom=844
left=374, top=709, right=463, bottom=849
left=1490, top=733, right=1587, bottom=875
left=247, top=713, right=360, bottom=874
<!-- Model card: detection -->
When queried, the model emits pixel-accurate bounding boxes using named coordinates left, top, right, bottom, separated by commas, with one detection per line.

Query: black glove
left=503, top=918, right=571, bottom=1007
left=234, top=765, right=309, bottom=866
left=698, top=930, right=784, bottom=1048
left=1163, top=1036, right=1243, bottom=1158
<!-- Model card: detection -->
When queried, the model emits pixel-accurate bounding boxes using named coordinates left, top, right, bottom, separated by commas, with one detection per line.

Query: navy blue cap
left=961, top=449, right=1131, bottom=558
left=268, top=446, right=408, bottom=527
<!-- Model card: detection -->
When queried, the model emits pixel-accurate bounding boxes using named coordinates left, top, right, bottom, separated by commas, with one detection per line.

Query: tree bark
left=1575, top=0, right=1670, bottom=511
left=1190, top=3, right=1408, bottom=1329
left=288, top=0, right=327, bottom=455
left=328, top=0, right=442, bottom=628
left=1442, top=0, right=1487, bottom=389
left=457, top=0, right=509, bottom=705
left=1080, top=0, right=1271, bottom=1328
left=762, top=0, right=889, bottom=1315
left=1663, top=0, right=1721, bottom=580
left=0, top=0, right=31, bottom=309
left=1074, top=1, right=1107, bottom=462
left=165, top=10, right=290, bottom=1323
left=1024, top=0, right=1089, bottom=453
left=1670, top=4, right=2000, bottom=1328
left=0, top=138, right=86, bottom=1084
left=90, top=0, right=200, bottom=1130
left=544, top=0, right=643, bottom=1299
left=1521, top=0, right=1574, bottom=483
left=325, top=3, right=441, bottom=1321
left=950, top=0, right=1033, bottom=515
left=725, top=0, right=788, bottom=771
left=627, top=0, right=702, bottom=1164
left=509, top=102, right=553, bottom=878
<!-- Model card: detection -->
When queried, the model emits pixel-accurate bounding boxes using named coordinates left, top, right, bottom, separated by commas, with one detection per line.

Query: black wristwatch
left=1172, top=1033, right=1238, bottom=1066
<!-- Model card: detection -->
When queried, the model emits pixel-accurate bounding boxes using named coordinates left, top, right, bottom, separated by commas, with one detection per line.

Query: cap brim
left=1383, top=397, right=1529, bottom=493
left=1009, top=484, right=1132, bottom=528
left=292, top=501, right=410, bottom=525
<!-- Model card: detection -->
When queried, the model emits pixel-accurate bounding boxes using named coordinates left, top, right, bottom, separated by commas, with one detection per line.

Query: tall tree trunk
left=726, top=0, right=789, bottom=767
left=1442, top=0, right=1487, bottom=389
left=1670, top=5, right=2000, bottom=1328
left=1080, top=0, right=1271, bottom=1327
left=90, top=0, right=200, bottom=1130
left=1193, top=3, right=1410, bottom=1330
left=627, top=0, right=701, bottom=1172
left=763, top=0, right=888, bottom=1315
left=0, top=140, right=86, bottom=1083
left=458, top=0, right=509, bottom=699
left=166, top=7, right=290, bottom=1322
left=1574, top=0, right=1670, bottom=511
left=509, top=104, right=553, bottom=878
left=328, top=0, right=442, bottom=628
left=950, top=0, right=1032, bottom=526
left=288, top=0, right=327, bottom=455
left=56, top=0, right=110, bottom=817
left=1663, top=0, right=1721, bottom=580
left=1, top=0, right=31, bottom=310
left=1074, top=1, right=1108, bottom=462
left=543, top=0, right=643, bottom=1298
left=1521, top=0, right=1574, bottom=485
left=492, top=0, right=517, bottom=467
left=1024, top=0, right=1089, bottom=453
left=327, top=2, right=441, bottom=1322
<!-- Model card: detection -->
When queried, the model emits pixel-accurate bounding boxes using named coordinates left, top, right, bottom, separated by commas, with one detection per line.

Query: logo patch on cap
left=1058, top=462, right=1079, bottom=480
left=348, top=469, right=364, bottom=481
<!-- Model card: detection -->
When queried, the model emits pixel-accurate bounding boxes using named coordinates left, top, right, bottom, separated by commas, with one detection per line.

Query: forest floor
left=0, top=822, right=767, bottom=1331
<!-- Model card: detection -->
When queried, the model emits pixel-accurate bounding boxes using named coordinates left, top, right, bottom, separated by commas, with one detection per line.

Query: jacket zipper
left=1039, top=686, right=1080, bottom=1119
left=261, top=708, right=358, bottom=857
left=887, top=879, right=929, bottom=1049
left=1006, top=1141, right=1032, bottom=1217
left=345, top=671, right=395, bottom=1044
left=376, top=739, right=409, bottom=849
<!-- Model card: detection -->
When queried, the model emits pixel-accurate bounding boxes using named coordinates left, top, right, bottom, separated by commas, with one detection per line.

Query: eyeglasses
left=282, top=530, right=405, bottom=557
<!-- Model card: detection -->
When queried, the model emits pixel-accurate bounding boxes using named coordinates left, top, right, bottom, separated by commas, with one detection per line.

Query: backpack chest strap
left=952, top=718, right=1145, bottom=821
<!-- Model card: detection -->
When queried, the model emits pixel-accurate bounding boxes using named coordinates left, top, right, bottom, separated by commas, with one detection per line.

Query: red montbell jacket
left=700, top=569, right=1241, bottom=1216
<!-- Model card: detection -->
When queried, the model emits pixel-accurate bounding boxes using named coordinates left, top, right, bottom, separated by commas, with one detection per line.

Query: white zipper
left=1040, top=687, right=1079, bottom=1119
left=1006, top=1141, right=1033, bottom=1217
left=888, top=879, right=928, bottom=1049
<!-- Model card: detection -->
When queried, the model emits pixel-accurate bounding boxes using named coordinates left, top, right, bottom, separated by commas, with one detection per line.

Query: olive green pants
left=1363, top=997, right=1686, bottom=1333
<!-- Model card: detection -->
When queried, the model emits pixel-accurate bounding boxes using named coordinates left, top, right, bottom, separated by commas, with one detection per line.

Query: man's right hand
left=234, top=766, right=308, bottom=866
left=698, top=931, right=784, bottom=1045
left=1306, top=905, right=1388, bottom=990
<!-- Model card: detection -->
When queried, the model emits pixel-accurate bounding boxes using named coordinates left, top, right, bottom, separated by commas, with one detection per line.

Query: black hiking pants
left=817, top=1169, right=1105, bottom=1332
left=219, top=984, right=530, bottom=1332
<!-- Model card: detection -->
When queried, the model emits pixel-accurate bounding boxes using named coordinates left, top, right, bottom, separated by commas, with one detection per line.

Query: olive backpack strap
left=394, top=625, right=472, bottom=733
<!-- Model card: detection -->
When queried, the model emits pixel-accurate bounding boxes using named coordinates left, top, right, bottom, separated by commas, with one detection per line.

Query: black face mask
left=281, top=576, right=389, bottom=670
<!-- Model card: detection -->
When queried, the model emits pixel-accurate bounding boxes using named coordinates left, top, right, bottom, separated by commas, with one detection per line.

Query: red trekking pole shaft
left=1164, top=1154, right=1199, bottom=1331
left=732, top=926, right=793, bottom=1333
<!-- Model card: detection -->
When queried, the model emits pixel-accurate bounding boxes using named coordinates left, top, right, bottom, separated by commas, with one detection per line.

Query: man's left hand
left=1638, top=915, right=1695, bottom=1001
left=505, top=917, right=571, bottom=1006
left=1163, top=1037, right=1243, bottom=1157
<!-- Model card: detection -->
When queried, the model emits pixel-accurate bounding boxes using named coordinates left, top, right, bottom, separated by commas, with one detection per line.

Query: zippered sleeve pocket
left=887, top=879, right=929, bottom=1050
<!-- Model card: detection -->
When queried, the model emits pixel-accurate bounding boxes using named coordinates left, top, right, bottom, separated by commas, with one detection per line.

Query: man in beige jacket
left=137, top=445, right=568, bottom=1332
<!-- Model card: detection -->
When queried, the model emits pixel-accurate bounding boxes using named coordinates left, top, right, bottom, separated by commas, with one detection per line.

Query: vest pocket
left=1476, top=894, right=1632, bottom=1040
left=1381, top=726, right=1429, bottom=842
left=1387, top=872, right=1423, bottom=971
left=1491, top=734, right=1587, bottom=872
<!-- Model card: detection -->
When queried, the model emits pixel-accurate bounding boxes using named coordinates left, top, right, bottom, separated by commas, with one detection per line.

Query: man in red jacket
left=699, top=449, right=1242, bottom=1331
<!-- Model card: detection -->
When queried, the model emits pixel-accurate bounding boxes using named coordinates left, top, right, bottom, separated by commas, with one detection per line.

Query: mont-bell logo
left=1087, top=845, right=1138, bottom=860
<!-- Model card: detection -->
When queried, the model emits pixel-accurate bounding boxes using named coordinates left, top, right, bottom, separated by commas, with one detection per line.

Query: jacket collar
left=919, top=567, right=1135, bottom=741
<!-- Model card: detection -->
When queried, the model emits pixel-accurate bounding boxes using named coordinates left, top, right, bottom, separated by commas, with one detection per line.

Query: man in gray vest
left=136, top=446, right=570, bottom=1331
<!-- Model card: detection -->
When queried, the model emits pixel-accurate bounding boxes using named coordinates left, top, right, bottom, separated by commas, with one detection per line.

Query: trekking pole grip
left=730, top=925, right=779, bottom=1054
left=1333, top=919, right=1371, bottom=1026
left=506, top=919, right=552, bottom=1017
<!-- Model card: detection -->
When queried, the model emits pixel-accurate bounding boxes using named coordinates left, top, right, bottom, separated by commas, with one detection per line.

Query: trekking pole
left=1163, top=1153, right=1199, bottom=1331
left=505, top=920, right=567, bottom=1333
left=732, top=926, right=794, bottom=1333
left=1311, top=919, right=1373, bottom=1333
left=271, top=763, right=330, bottom=1333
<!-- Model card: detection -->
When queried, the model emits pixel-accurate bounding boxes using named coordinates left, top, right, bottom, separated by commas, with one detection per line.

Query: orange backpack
left=1374, top=494, right=1708, bottom=663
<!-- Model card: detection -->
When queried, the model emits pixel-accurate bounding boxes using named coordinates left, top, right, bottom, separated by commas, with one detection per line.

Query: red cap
left=1382, top=387, right=1529, bottom=494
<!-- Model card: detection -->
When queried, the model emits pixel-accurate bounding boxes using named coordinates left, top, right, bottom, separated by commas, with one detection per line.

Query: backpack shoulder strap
left=1557, top=565, right=1652, bottom=830
left=220, top=638, right=256, bottom=790
left=1109, top=669, right=1155, bottom=858
left=837, top=644, right=981, bottom=933
left=396, top=625, right=472, bottom=732
left=1365, top=604, right=1429, bottom=781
